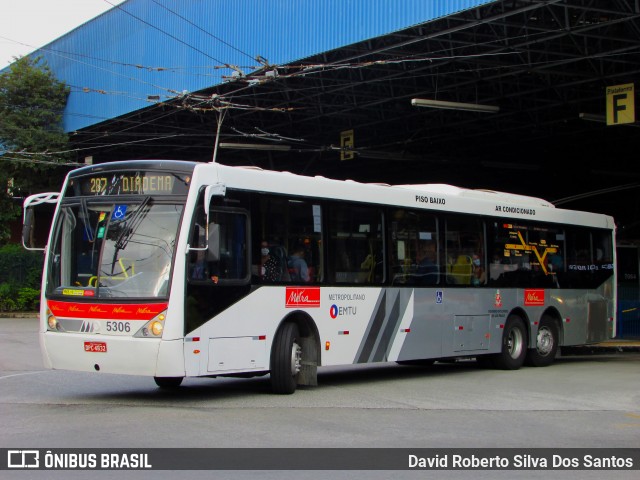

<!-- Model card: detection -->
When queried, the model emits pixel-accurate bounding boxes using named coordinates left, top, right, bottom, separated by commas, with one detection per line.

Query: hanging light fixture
left=411, top=98, right=499, bottom=113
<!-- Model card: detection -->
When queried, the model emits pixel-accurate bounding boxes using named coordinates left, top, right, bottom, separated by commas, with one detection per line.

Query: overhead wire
left=25, top=0, right=269, bottom=151
left=103, top=0, right=225, bottom=65
left=6, top=36, right=619, bottom=158
left=4, top=11, right=636, bottom=101
left=1, top=155, right=84, bottom=167
left=0, top=32, right=258, bottom=76
left=148, top=0, right=257, bottom=64
left=5, top=5, right=635, bottom=158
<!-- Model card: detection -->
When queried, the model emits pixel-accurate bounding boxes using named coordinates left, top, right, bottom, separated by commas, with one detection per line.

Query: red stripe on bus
left=47, top=300, right=167, bottom=320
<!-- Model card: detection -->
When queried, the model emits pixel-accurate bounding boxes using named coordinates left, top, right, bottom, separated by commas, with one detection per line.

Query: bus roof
left=66, top=160, right=612, bottom=230
left=395, top=184, right=555, bottom=209
left=200, top=163, right=615, bottom=230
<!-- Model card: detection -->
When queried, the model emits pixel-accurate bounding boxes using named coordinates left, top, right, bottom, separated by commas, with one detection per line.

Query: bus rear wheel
left=492, top=315, right=527, bottom=370
left=525, top=316, right=559, bottom=367
left=271, top=323, right=302, bottom=394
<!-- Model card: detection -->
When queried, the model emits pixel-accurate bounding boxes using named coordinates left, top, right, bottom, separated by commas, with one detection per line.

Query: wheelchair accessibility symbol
left=436, top=290, right=443, bottom=304
left=111, top=205, right=127, bottom=220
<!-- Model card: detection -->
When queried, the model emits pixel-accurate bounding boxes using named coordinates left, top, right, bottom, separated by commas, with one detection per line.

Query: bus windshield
left=47, top=200, right=183, bottom=299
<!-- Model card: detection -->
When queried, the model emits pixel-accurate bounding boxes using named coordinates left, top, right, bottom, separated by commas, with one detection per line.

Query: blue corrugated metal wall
left=22, top=0, right=495, bottom=132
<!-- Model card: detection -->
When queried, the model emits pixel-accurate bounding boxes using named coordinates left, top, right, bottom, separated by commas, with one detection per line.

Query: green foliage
left=0, top=56, right=71, bottom=242
left=0, top=284, right=40, bottom=312
left=16, top=287, right=41, bottom=311
left=0, top=283, right=17, bottom=312
left=0, top=243, right=43, bottom=311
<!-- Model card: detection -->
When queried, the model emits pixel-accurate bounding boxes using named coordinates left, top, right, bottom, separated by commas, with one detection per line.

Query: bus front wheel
left=154, top=376, right=183, bottom=389
left=271, top=323, right=302, bottom=394
left=493, top=315, right=527, bottom=370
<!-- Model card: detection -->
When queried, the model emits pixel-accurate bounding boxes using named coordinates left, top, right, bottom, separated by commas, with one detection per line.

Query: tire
left=154, top=376, right=183, bottom=389
left=492, top=315, right=527, bottom=370
left=525, top=316, right=559, bottom=367
left=271, top=323, right=302, bottom=394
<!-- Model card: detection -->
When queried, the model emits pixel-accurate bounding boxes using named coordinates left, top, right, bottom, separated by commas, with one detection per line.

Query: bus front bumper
left=40, top=332, right=184, bottom=377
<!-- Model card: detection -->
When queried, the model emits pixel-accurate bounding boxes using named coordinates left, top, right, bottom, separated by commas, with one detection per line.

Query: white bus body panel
left=40, top=334, right=185, bottom=377
left=184, top=283, right=614, bottom=378
left=41, top=333, right=161, bottom=376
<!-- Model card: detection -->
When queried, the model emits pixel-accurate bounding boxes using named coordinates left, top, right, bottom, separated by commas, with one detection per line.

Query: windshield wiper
left=114, top=197, right=151, bottom=251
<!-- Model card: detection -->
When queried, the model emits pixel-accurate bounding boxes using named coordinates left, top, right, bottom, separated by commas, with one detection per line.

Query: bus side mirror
left=22, top=192, right=59, bottom=251
left=186, top=184, right=225, bottom=255
left=204, top=183, right=226, bottom=216
left=22, top=208, right=36, bottom=250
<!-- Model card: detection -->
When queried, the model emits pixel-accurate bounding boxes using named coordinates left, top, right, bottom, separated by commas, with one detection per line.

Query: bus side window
left=252, top=195, right=322, bottom=284
left=187, top=202, right=249, bottom=284
left=390, top=209, right=438, bottom=286
left=445, top=216, right=485, bottom=286
left=209, top=210, right=249, bottom=282
left=565, top=228, right=614, bottom=288
left=328, top=203, right=384, bottom=284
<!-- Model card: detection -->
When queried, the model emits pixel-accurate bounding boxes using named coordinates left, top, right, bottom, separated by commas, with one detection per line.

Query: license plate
left=84, top=341, right=107, bottom=353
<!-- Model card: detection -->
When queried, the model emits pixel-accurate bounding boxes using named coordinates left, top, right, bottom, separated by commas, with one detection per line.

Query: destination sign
left=67, top=171, right=190, bottom=196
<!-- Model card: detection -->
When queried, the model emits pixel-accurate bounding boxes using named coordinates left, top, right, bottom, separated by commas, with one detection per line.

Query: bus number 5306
left=106, top=321, right=131, bottom=333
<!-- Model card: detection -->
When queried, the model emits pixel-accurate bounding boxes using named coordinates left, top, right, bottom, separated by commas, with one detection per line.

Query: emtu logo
left=8, top=450, right=39, bottom=468
left=329, top=304, right=357, bottom=318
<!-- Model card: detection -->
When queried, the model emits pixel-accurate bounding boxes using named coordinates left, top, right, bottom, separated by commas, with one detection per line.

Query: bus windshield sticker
left=112, top=205, right=127, bottom=220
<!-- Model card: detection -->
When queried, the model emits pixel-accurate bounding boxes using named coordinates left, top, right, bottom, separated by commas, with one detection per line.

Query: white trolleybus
left=23, top=160, right=616, bottom=394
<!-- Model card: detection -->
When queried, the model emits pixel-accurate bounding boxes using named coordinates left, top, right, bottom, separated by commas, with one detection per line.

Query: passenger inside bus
left=471, top=253, right=486, bottom=286
left=415, top=241, right=438, bottom=285
left=260, top=240, right=282, bottom=282
left=288, top=245, right=310, bottom=283
left=449, top=255, right=473, bottom=284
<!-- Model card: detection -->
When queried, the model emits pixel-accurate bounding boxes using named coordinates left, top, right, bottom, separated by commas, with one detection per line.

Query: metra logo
left=47, top=300, right=168, bottom=320
left=286, top=287, right=321, bottom=308
left=524, top=289, right=545, bottom=306
left=112, top=306, right=132, bottom=314
left=89, top=306, right=108, bottom=313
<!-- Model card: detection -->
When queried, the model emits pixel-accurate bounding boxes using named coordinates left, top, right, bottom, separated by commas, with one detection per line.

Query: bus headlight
left=134, top=312, right=166, bottom=338
left=45, top=307, right=65, bottom=332
left=150, top=321, right=164, bottom=336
